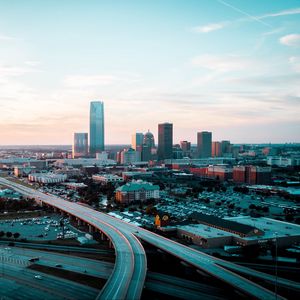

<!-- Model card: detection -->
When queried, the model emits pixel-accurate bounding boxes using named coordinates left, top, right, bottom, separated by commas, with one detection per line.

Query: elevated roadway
left=2, top=177, right=297, bottom=299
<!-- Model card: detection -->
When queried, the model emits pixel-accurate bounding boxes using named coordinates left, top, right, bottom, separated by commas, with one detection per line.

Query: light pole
left=273, top=232, right=278, bottom=300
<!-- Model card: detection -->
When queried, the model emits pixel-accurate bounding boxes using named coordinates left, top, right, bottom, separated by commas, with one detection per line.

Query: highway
left=0, top=259, right=99, bottom=300
left=0, top=245, right=230, bottom=299
left=0, top=240, right=114, bottom=255
left=1, top=177, right=295, bottom=300
left=0, top=177, right=146, bottom=300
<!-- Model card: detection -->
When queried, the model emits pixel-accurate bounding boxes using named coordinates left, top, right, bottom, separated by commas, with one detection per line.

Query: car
left=34, top=275, right=42, bottom=280
left=55, top=264, right=62, bottom=268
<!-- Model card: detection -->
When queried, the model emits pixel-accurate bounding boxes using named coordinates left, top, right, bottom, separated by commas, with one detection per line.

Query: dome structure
left=143, top=130, right=155, bottom=148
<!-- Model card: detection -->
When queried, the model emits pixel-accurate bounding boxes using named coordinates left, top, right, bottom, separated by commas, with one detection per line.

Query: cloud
left=192, top=22, right=228, bottom=33
left=191, top=54, right=251, bottom=72
left=63, top=75, right=117, bottom=87
left=193, top=7, right=300, bottom=33
left=289, top=56, right=300, bottom=73
left=260, top=7, right=300, bottom=19
left=279, top=34, right=300, bottom=47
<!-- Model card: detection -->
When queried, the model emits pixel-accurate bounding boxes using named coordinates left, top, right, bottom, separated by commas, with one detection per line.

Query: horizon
left=0, top=0, right=299, bottom=144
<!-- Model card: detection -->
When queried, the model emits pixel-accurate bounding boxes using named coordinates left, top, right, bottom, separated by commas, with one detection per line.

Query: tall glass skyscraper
left=90, top=101, right=104, bottom=156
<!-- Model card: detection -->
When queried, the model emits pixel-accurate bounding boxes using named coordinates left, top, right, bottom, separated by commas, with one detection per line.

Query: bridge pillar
left=77, top=219, right=82, bottom=226
left=108, top=240, right=113, bottom=249
left=101, top=233, right=105, bottom=240
left=88, top=225, right=94, bottom=233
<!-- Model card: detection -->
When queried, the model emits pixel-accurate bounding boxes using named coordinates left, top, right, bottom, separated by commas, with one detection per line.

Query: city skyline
left=0, top=0, right=299, bottom=145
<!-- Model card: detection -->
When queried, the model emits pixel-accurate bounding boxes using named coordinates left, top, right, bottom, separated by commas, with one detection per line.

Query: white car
left=34, top=275, right=42, bottom=280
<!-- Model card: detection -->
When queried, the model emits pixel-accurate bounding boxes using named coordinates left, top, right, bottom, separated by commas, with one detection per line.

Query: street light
left=273, top=232, right=278, bottom=300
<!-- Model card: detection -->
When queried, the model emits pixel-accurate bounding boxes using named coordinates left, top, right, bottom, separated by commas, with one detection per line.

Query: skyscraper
left=131, top=133, right=144, bottom=151
left=158, top=123, right=173, bottom=160
left=212, top=141, right=221, bottom=157
left=143, top=130, right=155, bottom=148
left=197, top=131, right=212, bottom=158
left=90, top=101, right=104, bottom=156
left=72, top=133, right=88, bottom=158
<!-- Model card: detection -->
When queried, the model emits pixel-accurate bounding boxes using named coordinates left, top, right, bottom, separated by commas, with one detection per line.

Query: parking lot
left=0, top=215, right=82, bottom=241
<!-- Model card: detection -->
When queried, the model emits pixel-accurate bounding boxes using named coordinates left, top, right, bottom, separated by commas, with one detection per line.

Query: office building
left=158, top=123, right=173, bottom=160
left=131, top=133, right=144, bottom=151
left=180, top=141, right=191, bottom=152
left=233, top=165, right=272, bottom=185
left=72, top=133, right=88, bottom=158
left=212, top=141, right=222, bottom=157
left=120, top=148, right=140, bottom=165
left=221, top=140, right=231, bottom=155
left=197, top=131, right=212, bottom=158
left=90, top=101, right=104, bottom=156
left=143, top=130, right=155, bottom=148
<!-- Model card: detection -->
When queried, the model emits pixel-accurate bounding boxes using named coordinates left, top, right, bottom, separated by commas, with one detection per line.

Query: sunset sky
left=0, top=0, right=299, bottom=145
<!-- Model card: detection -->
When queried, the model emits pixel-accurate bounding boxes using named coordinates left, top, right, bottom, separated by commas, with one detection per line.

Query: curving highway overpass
left=1, top=177, right=297, bottom=300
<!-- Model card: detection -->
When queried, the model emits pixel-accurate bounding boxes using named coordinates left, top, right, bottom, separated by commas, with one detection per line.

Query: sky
left=0, top=0, right=299, bottom=145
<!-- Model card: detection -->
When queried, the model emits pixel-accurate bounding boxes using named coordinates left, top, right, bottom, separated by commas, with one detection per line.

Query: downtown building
left=197, top=131, right=212, bottom=158
left=90, top=101, right=104, bottom=156
left=158, top=123, right=173, bottom=160
left=131, top=133, right=144, bottom=151
left=72, top=133, right=88, bottom=158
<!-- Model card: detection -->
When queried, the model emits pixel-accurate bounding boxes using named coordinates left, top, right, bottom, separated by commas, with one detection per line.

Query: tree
left=0, top=231, right=5, bottom=238
left=13, top=232, right=20, bottom=239
left=249, top=204, right=256, bottom=210
left=6, top=232, right=12, bottom=238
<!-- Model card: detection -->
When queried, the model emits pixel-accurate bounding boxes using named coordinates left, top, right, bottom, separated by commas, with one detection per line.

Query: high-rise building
left=221, top=140, right=231, bottom=155
left=90, top=101, right=104, bottom=156
left=158, top=123, right=173, bottom=160
left=212, top=141, right=222, bottom=157
left=72, top=133, right=88, bottom=158
left=197, top=131, right=212, bottom=158
left=131, top=133, right=144, bottom=151
left=143, top=130, right=155, bottom=148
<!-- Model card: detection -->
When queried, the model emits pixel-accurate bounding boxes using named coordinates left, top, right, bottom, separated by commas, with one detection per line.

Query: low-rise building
left=14, top=166, right=36, bottom=177
left=115, top=180, right=159, bottom=204
left=233, top=165, right=271, bottom=185
left=28, top=173, right=67, bottom=184
left=178, top=214, right=300, bottom=248
left=92, top=174, right=123, bottom=184
left=207, top=165, right=233, bottom=181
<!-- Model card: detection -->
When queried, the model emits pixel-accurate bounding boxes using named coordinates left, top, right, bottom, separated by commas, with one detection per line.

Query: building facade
left=90, top=101, right=104, bottom=156
left=131, top=133, right=144, bottom=151
left=197, top=131, right=212, bottom=158
left=72, top=133, right=88, bottom=158
left=115, top=180, right=160, bottom=204
left=212, top=141, right=222, bottom=157
left=233, top=165, right=272, bottom=185
left=158, top=123, right=173, bottom=160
